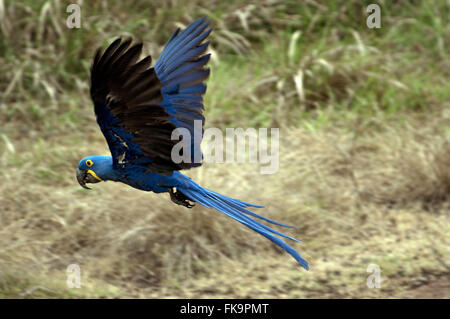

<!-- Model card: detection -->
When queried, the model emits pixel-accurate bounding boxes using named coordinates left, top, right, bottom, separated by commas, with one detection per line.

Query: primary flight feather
left=76, top=18, right=309, bottom=270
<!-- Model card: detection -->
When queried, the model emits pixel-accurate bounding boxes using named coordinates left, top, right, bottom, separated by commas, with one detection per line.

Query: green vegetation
left=0, top=0, right=449, bottom=298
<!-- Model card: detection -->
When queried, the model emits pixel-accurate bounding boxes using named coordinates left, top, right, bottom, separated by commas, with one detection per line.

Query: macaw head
left=76, top=155, right=112, bottom=189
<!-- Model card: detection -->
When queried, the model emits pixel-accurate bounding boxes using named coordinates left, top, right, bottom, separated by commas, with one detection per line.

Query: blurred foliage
left=0, top=0, right=449, bottom=128
left=0, top=0, right=449, bottom=298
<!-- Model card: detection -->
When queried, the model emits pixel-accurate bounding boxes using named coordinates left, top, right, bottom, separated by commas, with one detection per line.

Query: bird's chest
left=115, top=166, right=176, bottom=193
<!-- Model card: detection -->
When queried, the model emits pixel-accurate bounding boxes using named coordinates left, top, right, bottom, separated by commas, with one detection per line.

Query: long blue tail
left=178, top=179, right=309, bottom=270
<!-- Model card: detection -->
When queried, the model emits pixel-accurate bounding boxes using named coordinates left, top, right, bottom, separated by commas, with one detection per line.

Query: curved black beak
left=76, top=168, right=91, bottom=189
left=77, top=168, right=103, bottom=190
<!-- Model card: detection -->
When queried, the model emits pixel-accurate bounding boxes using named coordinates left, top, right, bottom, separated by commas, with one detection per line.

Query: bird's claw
left=169, top=188, right=195, bottom=209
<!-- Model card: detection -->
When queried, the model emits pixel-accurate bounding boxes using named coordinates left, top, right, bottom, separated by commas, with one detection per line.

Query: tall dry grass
left=0, top=105, right=449, bottom=297
left=0, top=0, right=449, bottom=298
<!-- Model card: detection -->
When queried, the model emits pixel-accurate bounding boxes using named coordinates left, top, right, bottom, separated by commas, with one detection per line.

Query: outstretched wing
left=90, top=18, right=211, bottom=174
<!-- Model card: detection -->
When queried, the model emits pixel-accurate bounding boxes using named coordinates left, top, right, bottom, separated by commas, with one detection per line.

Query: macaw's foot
left=169, top=187, right=195, bottom=209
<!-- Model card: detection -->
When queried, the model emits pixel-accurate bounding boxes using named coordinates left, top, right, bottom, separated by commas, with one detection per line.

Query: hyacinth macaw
left=76, top=18, right=309, bottom=270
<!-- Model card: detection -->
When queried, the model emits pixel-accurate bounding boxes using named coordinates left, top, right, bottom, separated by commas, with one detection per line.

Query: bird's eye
left=86, top=160, right=93, bottom=167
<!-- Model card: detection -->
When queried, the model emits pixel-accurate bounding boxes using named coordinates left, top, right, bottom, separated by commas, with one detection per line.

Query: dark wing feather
left=90, top=18, right=211, bottom=174
left=154, top=17, right=212, bottom=166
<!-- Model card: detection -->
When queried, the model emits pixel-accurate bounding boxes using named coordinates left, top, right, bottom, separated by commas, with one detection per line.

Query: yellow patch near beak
left=87, top=169, right=102, bottom=181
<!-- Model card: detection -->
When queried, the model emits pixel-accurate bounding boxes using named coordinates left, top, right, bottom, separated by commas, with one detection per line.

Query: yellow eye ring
left=86, top=159, right=93, bottom=167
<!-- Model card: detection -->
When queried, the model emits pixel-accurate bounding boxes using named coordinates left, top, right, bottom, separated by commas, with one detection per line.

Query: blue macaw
left=76, top=18, right=309, bottom=270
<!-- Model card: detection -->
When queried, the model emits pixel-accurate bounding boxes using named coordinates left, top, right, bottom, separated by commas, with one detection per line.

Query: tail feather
left=207, top=192, right=295, bottom=229
left=184, top=189, right=298, bottom=242
left=179, top=185, right=309, bottom=270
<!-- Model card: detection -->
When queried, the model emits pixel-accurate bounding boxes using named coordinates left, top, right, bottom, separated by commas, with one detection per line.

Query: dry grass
left=0, top=105, right=449, bottom=298
left=0, top=0, right=449, bottom=298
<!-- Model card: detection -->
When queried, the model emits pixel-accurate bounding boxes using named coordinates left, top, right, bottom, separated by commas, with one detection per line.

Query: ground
left=0, top=0, right=449, bottom=298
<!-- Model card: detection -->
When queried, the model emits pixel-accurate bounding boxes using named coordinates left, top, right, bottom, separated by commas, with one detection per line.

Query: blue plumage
left=77, top=18, right=309, bottom=270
